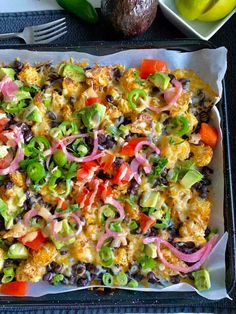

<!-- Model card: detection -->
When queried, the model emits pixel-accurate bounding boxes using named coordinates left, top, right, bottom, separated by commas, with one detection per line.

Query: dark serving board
left=0, top=39, right=234, bottom=311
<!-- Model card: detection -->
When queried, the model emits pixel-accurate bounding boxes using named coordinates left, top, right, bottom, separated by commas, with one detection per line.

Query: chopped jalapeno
left=102, top=273, right=113, bottom=286
left=27, top=162, right=46, bottom=183
left=128, top=89, right=147, bottom=110
left=2, top=267, right=15, bottom=283
left=113, top=271, right=128, bottom=286
left=53, top=150, right=67, bottom=167
left=99, top=246, right=114, bottom=267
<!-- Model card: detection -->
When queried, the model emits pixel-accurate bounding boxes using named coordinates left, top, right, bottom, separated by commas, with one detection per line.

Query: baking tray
left=0, top=39, right=234, bottom=310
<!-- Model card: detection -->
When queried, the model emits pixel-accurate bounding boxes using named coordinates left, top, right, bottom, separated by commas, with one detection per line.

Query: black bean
left=170, top=275, right=180, bottom=284
left=197, top=89, right=205, bottom=102
left=179, top=78, right=190, bottom=90
left=47, top=111, right=57, bottom=120
left=123, top=117, right=132, bottom=125
left=69, top=275, right=76, bottom=285
left=84, top=66, right=91, bottom=71
left=175, top=241, right=195, bottom=249
left=104, top=135, right=116, bottom=149
left=98, top=134, right=106, bottom=145
left=129, top=264, right=140, bottom=275
left=199, top=111, right=210, bottom=123
left=60, top=248, right=68, bottom=256
left=116, top=116, right=124, bottom=126
left=114, top=157, right=124, bottom=166
left=128, top=179, right=139, bottom=194
left=51, top=121, right=60, bottom=128
left=77, top=277, right=89, bottom=287
left=147, top=272, right=159, bottom=284
left=168, top=74, right=176, bottom=83
left=105, top=94, right=114, bottom=103
left=202, top=166, right=213, bottom=176
left=113, top=67, right=122, bottom=80
left=97, top=171, right=112, bottom=180
left=133, top=273, right=144, bottom=282
left=50, top=261, right=59, bottom=271
left=43, top=272, right=54, bottom=282
left=151, top=86, right=160, bottom=94
left=205, top=226, right=211, bottom=238
left=55, top=264, right=63, bottom=273
left=13, top=60, right=23, bottom=71
left=5, top=181, right=14, bottom=190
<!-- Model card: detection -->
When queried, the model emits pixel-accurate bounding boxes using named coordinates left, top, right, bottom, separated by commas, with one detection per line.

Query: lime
left=198, top=0, right=236, bottom=22
left=175, top=0, right=212, bottom=20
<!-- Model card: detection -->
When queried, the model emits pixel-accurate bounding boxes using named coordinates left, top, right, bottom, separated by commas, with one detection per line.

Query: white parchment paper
left=0, top=47, right=229, bottom=300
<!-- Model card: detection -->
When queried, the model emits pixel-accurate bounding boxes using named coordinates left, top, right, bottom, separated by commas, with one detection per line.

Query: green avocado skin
left=101, top=0, right=158, bottom=37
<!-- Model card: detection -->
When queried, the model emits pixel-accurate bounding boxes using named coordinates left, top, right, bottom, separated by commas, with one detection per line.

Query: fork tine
left=34, top=26, right=67, bottom=41
left=35, top=31, right=67, bottom=44
left=34, top=22, right=66, bottom=36
left=33, top=18, right=65, bottom=31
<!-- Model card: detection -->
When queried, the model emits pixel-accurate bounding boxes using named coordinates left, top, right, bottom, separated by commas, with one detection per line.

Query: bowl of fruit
left=159, top=0, right=235, bottom=40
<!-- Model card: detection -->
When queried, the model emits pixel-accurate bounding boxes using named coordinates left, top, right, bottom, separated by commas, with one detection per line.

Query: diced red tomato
left=0, top=281, right=28, bottom=296
left=121, top=137, right=147, bottom=157
left=21, top=230, right=46, bottom=250
left=76, top=187, right=90, bottom=207
left=140, top=213, right=156, bottom=233
left=99, top=153, right=115, bottom=173
left=83, top=161, right=99, bottom=171
left=113, top=163, right=132, bottom=184
left=0, top=117, right=9, bottom=132
left=139, top=59, right=168, bottom=79
left=199, top=123, right=218, bottom=147
left=86, top=97, right=101, bottom=106
left=96, top=181, right=113, bottom=201
left=76, top=167, right=90, bottom=181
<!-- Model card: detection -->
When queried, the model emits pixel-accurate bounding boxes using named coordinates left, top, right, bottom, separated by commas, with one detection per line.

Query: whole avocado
left=101, top=0, right=158, bottom=38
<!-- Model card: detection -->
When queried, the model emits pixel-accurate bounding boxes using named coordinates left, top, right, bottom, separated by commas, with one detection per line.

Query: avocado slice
left=0, top=68, right=16, bottom=80
left=60, top=64, right=85, bottom=83
left=144, top=243, right=157, bottom=259
left=51, top=219, right=76, bottom=250
left=26, top=106, right=42, bottom=122
left=16, top=90, right=31, bottom=102
left=140, top=191, right=160, bottom=208
left=80, top=102, right=106, bottom=130
left=149, top=72, right=170, bottom=90
left=192, top=269, right=211, bottom=291
left=180, top=169, right=203, bottom=189
left=8, top=243, right=29, bottom=259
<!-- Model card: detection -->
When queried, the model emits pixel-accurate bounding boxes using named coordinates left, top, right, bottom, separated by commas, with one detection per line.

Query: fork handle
left=0, top=32, right=21, bottom=40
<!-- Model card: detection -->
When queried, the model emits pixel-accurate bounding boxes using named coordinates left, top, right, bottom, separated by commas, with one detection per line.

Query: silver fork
left=0, top=18, right=67, bottom=44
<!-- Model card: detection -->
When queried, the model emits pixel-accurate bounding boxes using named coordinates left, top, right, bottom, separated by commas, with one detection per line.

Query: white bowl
left=159, top=0, right=236, bottom=40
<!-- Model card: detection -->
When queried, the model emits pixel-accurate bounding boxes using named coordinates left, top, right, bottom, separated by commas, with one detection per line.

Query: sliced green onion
left=109, top=221, right=122, bottom=232
left=2, top=267, right=15, bottom=283
left=53, top=150, right=67, bottom=167
left=128, top=89, right=147, bottom=110
left=27, top=162, right=46, bottom=183
left=50, top=127, right=63, bottom=139
left=59, top=121, right=78, bottom=136
left=52, top=273, right=64, bottom=285
left=138, top=255, right=157, bottom=270
left=113, top=271, right=128, bottom=286
left=168, top=115, right=189, bottom=137
left=99, top=246, right=114, bottom=267
left=102, top=273, right=113, bottom=286
left=128, top=221, right=138, bottom=231
left=127, top=279, right=139, bottom=288
left=56, top=204, right=79, bottom=214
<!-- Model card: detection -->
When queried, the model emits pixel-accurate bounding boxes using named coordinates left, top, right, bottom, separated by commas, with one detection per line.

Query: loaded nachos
left=0, top=57, right=220, bottom=296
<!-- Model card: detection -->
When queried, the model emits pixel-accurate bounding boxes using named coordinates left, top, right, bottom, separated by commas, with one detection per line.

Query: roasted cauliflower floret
left=159, top=136, right=190, bottom=169
left=120, top=68, right=140, bottom=93
left=114, top=248, right=129, bottom=271
left=127, top=235, right=143, bottom=264
left=62, top=77, right=84, bottom=98
left=70, top=231, right=97, bottom=264
left=18, top=63, right=43, bottom=87
left=167, top=183, right=192, bottom=223
left=154, top=247, right=188, bottom=278
left=9, top=171, right=26, bottom=189
left=170, top=92, right=191, bottom=117
left=128, top=113, right=155, bottom=135
left=190, top=144, right=213, bottom=167
left=86, top=65, right=112, bottom=88
left=177, top=196, right=211, bottom=246
left=16, top=242, right=57, bottom=282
